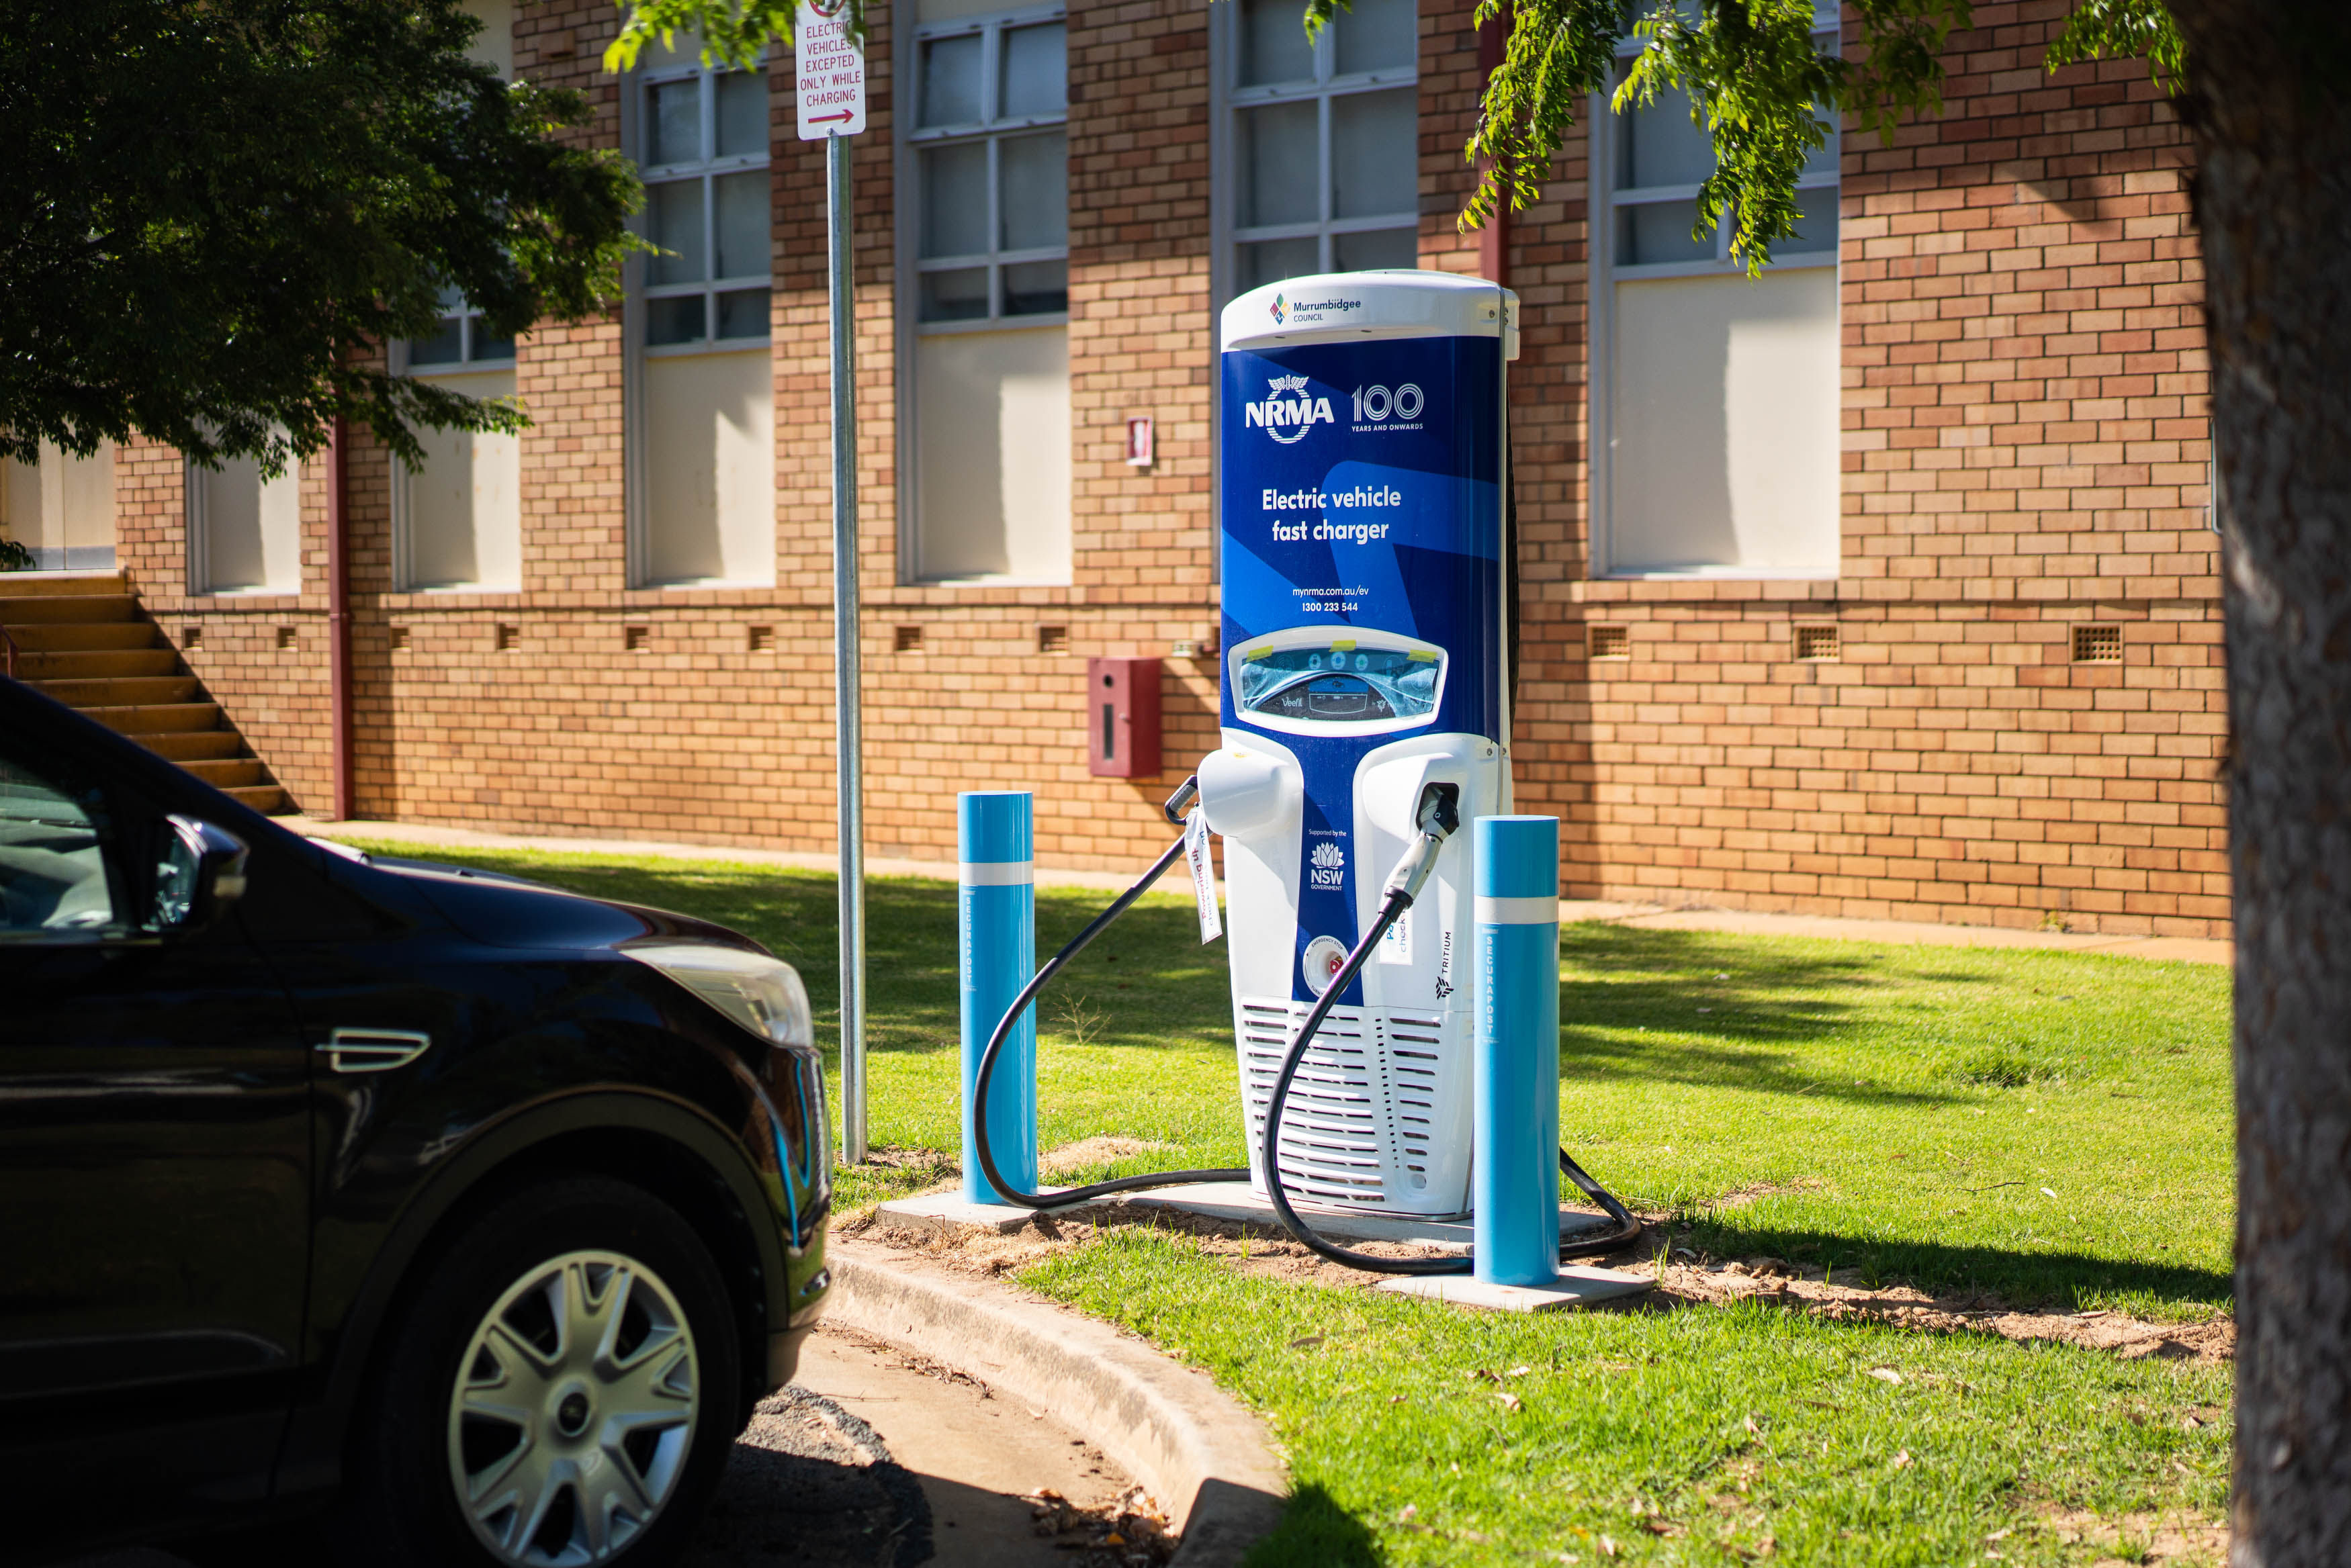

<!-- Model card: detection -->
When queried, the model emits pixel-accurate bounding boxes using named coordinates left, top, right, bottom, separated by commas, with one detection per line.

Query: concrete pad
left=1376, top=1265, right=1654, bottom=1312
left=1114, top=1180, right=1621, bottom=1255
left=874, top=1189, right=1098, bottom=1238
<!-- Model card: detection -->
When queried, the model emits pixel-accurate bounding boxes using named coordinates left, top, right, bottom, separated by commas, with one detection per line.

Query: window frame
left=1587, top=7, right=1842, bottom=582
left=1211, top=0, right=1421, bottom=305
left=398, top=297, right=520, bottom=376
left=630, top=54, right=776, bottom=359
left=899, top=3, right=1071, bottom=337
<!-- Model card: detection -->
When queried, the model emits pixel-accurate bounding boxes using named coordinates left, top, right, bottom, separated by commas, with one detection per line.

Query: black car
left=0, top=678, right=832, bottom=1567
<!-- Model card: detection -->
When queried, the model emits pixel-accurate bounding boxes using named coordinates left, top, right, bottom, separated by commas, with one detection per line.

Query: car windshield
left=1237, top=646, right=1439, bottom=724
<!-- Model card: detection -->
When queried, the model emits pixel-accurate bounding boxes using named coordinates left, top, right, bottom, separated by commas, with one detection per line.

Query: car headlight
left=627, top=942, right=814, bottom=1050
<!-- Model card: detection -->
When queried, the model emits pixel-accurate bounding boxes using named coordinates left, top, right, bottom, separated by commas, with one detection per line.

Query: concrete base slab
left=1113, top=1181, right=1621, bottom=1255
left=1376, top=1266, right=1654, bottom=1312
left=873, top=1190, right=1096, bottom=1238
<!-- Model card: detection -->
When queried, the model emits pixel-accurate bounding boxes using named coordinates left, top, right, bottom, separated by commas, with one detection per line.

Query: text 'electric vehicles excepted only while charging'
left=969, top=270, right=1640, bottom=1273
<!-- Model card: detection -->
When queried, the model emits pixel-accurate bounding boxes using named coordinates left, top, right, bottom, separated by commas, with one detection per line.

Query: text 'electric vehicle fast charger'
left=969, top=271, right=1639, bottom=1272
left=0, top=677, right=831, bottom=1568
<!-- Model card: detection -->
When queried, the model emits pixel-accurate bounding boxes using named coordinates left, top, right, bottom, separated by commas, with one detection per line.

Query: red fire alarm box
left=1088, top=656, right=1161, bottom=778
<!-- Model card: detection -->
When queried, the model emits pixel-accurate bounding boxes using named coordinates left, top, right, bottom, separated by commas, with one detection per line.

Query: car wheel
left=337, top=1177, right=744, bottom=1568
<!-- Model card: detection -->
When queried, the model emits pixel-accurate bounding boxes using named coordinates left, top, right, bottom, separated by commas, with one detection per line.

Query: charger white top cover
left=1221, top=269, right=1519, bottom=359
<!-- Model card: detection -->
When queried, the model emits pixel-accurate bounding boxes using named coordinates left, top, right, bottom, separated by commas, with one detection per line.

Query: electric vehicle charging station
left=921, top=270, right=1647, bottom=1303
left=1199, top=270, right=1515, bottom=1221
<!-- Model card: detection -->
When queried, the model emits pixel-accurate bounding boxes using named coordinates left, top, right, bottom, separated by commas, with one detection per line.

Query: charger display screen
left=1238, top=646, right=1441, bottom=726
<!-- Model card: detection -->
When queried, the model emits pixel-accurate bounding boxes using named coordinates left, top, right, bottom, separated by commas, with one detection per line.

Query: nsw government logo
left=1308, top=839, right=1346, bottom=890
left=1245, top=374, right=1335, bottom=445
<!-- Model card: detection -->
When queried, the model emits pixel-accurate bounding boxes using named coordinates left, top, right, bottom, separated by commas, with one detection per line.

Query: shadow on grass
left=1558, top=926, right=1964, bottom=1107
left=1249, top=1481, right=1386, bottom=1568
left=1676, top=1218, right=2234, bottom=1312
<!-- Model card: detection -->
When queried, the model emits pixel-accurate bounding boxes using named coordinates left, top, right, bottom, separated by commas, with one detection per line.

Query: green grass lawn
left=335, top=839, right=2237, bottom=1565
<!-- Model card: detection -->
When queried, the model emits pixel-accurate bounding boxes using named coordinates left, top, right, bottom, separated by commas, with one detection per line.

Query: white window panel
left=643, top=351, right=777, bottom=586
left=398, top=369, right=521, bottom=591
left=914, top=327, right=1072, bottom=582
left=1592, top=13, right=1840, bottom=580
left=1222, top=0, right=1419, bottom=299
left=190, top=451, right=300, bottom=594
left=1609, top=270, right=1840, bottom=576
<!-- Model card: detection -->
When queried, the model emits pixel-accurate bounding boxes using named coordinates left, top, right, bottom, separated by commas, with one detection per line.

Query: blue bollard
left=1472, top=815, right=1562, bottom=1287
left=959, top=791, right=1039, bottom=1204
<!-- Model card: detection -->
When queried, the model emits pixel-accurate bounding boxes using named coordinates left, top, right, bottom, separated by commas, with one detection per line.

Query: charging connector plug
left=1380, top=782, right=1462, bottom=907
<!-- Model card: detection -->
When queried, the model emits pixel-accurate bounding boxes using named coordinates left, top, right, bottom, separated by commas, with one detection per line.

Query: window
left=641, top=61, right=773, bottom=348
left=907, top=11, right=1068, bottom=325
left=899, top=3, right=1071, bottom=583
left=1592, top=7, right=1840, bottom=578
left=629, top=40, right=777, bottom=586
left=0, top=750, right=116, bottom=935
left=189, top=449, right=301, bottom=594
left=1223, top=0, right=1419, bottom=297
left=396, top=288, right=523, bottom=591
left=0, top=442, right=117, bottom=571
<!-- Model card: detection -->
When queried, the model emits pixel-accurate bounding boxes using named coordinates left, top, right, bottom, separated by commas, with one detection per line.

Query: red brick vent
left=2073, top=625, right=2123, bottom=663
left=1793, top=625, right=1840, bottom=662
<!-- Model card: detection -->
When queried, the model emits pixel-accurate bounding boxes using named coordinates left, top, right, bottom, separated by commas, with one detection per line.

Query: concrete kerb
left=825, top=1236, right=1289, bottom=1567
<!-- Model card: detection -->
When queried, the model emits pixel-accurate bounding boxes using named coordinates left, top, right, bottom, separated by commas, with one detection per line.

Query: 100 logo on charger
left=1351, top=383, right=1424, bottom=424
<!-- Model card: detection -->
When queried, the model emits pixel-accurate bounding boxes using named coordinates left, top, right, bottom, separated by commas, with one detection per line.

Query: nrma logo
left=1308, top=839, right=1346, bottom=889
left=1244, top=374, right=1335, bottom=445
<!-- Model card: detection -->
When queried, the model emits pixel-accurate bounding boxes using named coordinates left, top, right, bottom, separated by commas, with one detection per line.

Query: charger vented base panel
left=1237, top=996, right=1473, bottom=1218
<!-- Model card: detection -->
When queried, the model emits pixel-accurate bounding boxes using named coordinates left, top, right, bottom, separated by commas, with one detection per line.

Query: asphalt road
left=57, top=1323, right=1163, bottom=1568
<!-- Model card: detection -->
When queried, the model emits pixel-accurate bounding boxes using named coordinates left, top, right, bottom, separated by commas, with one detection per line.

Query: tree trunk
left=2166, top=5, right=2351, bottom=1564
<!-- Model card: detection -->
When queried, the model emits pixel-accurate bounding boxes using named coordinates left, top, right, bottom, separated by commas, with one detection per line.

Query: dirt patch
left=848, top=1196, right=1466, bottom=1289
left=2029, top=1505, right=2229, bottom=1565
left=1656, top=1254, right=2235, bottom=1364
left=847, top=1200, right=2233, bottom=1364
left=1039, top=1136, right=1174, bottom=1175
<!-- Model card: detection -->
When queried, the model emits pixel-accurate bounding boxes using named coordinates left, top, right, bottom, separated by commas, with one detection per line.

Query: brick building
left=0, top=0, right=2226, bottom=936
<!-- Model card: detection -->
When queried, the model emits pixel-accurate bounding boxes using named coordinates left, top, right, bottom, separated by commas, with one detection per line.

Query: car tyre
left=335, top=1177, right=744, bottom=1568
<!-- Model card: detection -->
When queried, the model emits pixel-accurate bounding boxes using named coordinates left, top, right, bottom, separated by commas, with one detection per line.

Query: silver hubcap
left=447, top=1250, right=699, bottom=1566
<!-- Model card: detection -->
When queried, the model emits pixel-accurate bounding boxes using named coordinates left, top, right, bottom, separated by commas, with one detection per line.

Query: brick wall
left=108, top=0, right=2227, bottom=937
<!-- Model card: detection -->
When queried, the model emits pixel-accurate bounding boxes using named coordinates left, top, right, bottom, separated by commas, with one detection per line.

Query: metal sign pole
left=826, top=128, right=867, bottom=1166
left=799, top=0, right=869, bottom=1166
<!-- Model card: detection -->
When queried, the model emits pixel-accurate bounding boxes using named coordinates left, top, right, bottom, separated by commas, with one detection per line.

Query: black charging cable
left=967, top=776, right=1644, bottom=1272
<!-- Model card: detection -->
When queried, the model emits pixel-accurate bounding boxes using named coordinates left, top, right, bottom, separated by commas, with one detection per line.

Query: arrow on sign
left=808, top=110, right=856, bottom=124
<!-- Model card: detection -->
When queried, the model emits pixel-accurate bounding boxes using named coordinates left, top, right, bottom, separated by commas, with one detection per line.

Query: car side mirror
left=154, top=815, right=249, bottom=934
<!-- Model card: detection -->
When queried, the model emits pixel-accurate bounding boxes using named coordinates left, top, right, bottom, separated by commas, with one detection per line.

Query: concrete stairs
left=1, top=572, right=289, bottom=814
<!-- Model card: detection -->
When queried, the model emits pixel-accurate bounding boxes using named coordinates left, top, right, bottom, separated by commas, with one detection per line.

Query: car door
left=0, top=721, right=311, bottom=1548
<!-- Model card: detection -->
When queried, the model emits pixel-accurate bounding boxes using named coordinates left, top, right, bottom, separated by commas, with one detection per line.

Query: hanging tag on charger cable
left=1184, top=807, right=1222, bottom=944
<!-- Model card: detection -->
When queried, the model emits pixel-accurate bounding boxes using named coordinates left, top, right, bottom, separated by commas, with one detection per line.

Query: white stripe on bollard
left=1473, top=894, right=1558, bottom=927
left=959, top=861, right=1035, bottom=887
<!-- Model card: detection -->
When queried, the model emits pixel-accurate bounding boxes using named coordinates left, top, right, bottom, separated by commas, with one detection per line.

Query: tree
left=621, top=0, right=2349, bottom=1558
left=0, top=0, right=642, bottom=475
